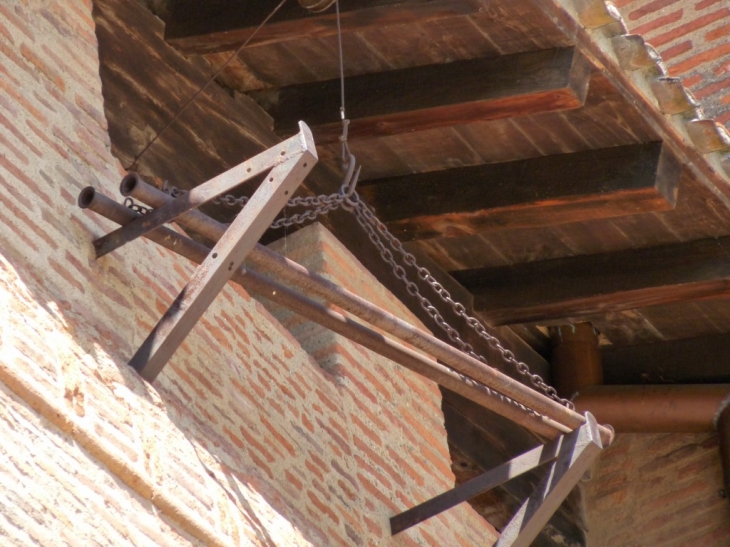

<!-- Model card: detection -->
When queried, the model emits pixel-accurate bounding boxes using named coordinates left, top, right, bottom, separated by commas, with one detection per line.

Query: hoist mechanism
left=78, top=124, right=611, bottom=546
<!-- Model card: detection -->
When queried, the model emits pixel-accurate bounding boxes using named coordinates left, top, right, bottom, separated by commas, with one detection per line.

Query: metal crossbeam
left=120, top=122, right=317, bottom=381
left=390, top=413, right=603, bottom=544
left=93, top=123, right=316, bottom=258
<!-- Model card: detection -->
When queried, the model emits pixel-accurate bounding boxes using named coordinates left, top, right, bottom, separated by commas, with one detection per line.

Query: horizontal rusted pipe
left=573, top=384, right=730, bottom=433
left=718, top=402, right=730, bottom=500
left=121, top=174, right=613, bottom=443
left=79, top=187, right=577, bottom=440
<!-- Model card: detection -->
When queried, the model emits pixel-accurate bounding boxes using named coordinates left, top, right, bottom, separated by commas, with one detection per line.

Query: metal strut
left=92, top=122, right=317, bottom=381
left=390, top=412, right=604, bottom=546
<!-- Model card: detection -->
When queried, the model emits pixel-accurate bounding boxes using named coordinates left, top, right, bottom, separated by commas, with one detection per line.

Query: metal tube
left=122, top=175, right=608, bottom=441
left=551, top=323, right=603, bottom=399
left=79, top=187, right=575, bottom=440
left=573, top=384, right=730, bottom=433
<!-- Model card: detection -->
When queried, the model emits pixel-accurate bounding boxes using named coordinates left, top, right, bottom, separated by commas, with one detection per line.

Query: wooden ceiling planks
left=357, top=142, right=680, bottom=241
left=151, top=0, right=730, bottom=349
left=250, top=47, right=591, bottom=143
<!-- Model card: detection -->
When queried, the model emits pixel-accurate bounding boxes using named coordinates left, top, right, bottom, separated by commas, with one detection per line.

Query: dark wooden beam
left=602, top=333, right=730, bottom=385
left=357, top=142, right=680, bottom=240
left=164, top=0, right=485, bottom=54
left=250, top=47, right=591, bottom=143
left=452, top=236, right=730, bottom=326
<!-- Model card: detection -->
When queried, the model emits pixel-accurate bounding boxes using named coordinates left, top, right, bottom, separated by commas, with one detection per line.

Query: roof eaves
left=533, top=0, right=730, bottom=207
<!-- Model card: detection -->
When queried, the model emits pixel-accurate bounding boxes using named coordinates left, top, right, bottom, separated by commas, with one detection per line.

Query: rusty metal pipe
left=573, top=384, right=730, bottom=433
left=717, top=402, right=730, bottom=499
left=121, top=174, right=606, bottom=440
left=80, top=187, right=580, bottom=441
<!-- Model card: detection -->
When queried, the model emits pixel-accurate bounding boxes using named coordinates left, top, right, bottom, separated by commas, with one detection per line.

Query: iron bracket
left=390, top=412, right=603, bottom=545
left=95, top=122, right=317, bottom=381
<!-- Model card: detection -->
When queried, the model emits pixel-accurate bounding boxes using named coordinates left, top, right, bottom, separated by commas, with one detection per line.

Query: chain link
left=159, top=181, right=353, bottom=230
left=124, top=197, right=152, bottom=215
left=344, top=192, right=574, bottom=410
left=131, top=168, right=570, bottom=409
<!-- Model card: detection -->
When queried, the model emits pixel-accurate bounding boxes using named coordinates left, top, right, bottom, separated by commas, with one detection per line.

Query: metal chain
left=124, top=197, right=152, bottom=215
left=343, top=192, right=574, bottom=409
left=126, top=177, right=569, bottom=408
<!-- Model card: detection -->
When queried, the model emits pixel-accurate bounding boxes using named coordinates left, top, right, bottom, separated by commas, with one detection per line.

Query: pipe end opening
left=120, top=173, right=140, bottom=196
left=78, top=187, right=96, bottom=209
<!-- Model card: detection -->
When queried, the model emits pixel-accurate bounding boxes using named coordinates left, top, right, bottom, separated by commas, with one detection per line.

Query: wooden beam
left=452, top=236, right=730, bottom=326
left=250, top=47, right=591, bottom=143
left=357, top=142, right=680, bottom=240
left=164, top=0, right=485, bottom=54
left=602, top=333, right=730, bottom=385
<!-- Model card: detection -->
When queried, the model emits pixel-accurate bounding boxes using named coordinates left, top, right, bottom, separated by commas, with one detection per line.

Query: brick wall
left=0, top=1, right=495, bottom=545
left=581, top=5, right=730, bottom=545
left=584, top=432, right=730, bottom=546
left=615, top=0, right=730, bottom=126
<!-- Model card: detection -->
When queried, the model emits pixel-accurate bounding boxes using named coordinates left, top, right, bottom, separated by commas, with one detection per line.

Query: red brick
left=629, top=0, right=682, bottom=21
left=706, top=22, right=730, bottom=41
left=695, top=0, right=724, bottom=10
left=0, top=5, right=35, bottom=41
left=662, top=40, right=694, bottom=60
left=306, top=490, right=340, bottom=525
left=649, top=8, right=730, bottom=46
left=694, top=76, right=730, bottom=98
left=19, top=44, right=65, bottom=92
left=633, top=9, right=684, bottom=35
left=670, top=40, right=730, bottom=73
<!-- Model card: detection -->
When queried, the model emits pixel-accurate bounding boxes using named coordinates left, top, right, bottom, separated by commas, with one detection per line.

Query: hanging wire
left=127, top=0, right=289, bottom=171
left=335, top=0, right=351, bottom=168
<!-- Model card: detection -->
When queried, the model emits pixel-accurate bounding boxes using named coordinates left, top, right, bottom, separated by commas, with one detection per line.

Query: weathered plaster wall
left=0, top=1, right=494, bottom=545
left=615, top=0, right=730, bottom=126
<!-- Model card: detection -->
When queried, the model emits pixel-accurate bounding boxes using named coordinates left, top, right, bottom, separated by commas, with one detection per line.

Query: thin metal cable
left=335, top=0, right=351, bottom=165
left=127, top=0, right=289, bottom=170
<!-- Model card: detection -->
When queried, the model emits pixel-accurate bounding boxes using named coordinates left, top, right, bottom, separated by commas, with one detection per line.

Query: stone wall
left=0, top=1, right=494, bottom=545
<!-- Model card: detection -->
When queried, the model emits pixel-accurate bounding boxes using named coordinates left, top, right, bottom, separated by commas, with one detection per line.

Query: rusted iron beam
left=93, top=123, right=315, bottom=258
left=78, top=187, right=573, bottom=440
left=390, top=429, right=567, bottom=535
left=391, top=412, right=603, bottom=541
left=131, top=127, right=315, bottom=380
left=494, top=412, right=603, bottom=547
left=122, top=175, right=614, bottom=444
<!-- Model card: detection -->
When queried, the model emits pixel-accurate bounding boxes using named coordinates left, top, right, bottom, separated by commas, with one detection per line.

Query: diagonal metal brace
left=123, top=122, right=317, bottom=381
left=93, top=123, right=316, bottom=258
left=390, top=412, right=603, bottom=543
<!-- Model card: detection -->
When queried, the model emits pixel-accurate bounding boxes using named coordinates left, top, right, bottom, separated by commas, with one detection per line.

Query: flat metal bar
left=122, top=177, right=615, bottom=446
left=78, top=188, right=571, bottom=439
left=495, top=412, right=604, bottom=547
left=93, top=124, right=313, bottom=258
left=127, top=126, right=317, bottom=381
left=390, top=434, right=565, bottom=535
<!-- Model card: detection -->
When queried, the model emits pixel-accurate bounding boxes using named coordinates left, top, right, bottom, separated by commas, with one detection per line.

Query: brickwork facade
left=0, top=1, right=495, bottom=545
left=615, top=0, right=730, bottom=126
left=584, top=432, right=730, bottom=546
left=582, top=3, right=730, bottom=545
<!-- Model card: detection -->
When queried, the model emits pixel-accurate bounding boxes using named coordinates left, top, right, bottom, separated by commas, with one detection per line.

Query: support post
left=494, top=412, right=603, bottom=547
left=93, top=123, right=315, bottom=258
left=124, top=122, right=316, bottom=381
left=390, top=413, right=603, bottom=542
